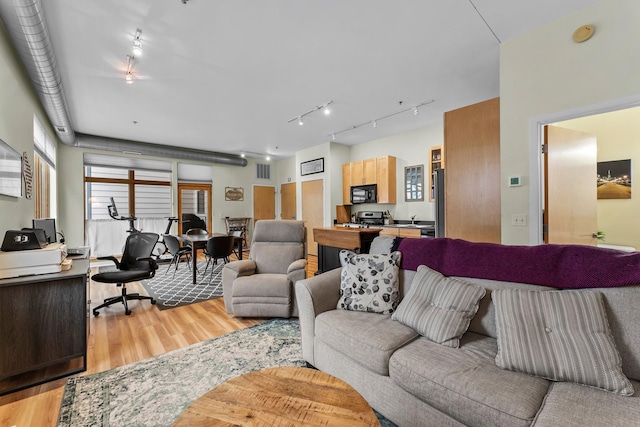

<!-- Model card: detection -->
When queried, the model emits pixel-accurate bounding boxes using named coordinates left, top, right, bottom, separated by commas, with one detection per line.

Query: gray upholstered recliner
left=222, top=220, right=307, bottom=318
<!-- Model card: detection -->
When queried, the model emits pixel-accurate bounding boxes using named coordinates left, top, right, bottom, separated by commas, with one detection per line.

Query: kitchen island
left=313, top=226, right=381, bottom=274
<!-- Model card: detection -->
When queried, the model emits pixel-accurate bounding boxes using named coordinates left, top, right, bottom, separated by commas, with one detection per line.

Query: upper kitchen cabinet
left=342, top=156, right=396, bottom=205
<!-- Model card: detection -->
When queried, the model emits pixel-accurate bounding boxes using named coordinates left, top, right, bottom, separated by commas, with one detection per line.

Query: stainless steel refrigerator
left=433, top=168, right=445, bottom=237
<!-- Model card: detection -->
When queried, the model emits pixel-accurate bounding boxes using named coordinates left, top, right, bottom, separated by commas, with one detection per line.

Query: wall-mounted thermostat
left=509, top=176, right=522, bottom=187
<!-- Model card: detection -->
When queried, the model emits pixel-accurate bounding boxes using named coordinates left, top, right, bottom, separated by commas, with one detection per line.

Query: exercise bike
left=107, top=197, right=179, bottom=260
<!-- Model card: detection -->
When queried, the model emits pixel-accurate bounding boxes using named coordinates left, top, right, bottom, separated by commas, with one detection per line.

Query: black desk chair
left=91, top=232, right=159, bottom=316
left=163, top=234, right=192, bottom=278
left=203, top=235, right=235, bottom=282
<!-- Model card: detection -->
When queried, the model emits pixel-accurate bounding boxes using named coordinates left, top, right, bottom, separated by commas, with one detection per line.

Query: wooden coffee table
left=173, top=366, right=380, bottom=426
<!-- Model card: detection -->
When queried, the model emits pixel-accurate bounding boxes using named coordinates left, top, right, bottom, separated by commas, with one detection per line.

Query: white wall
left=0, top=21, right=61, bottom=233
left=348, top=123, right=444, bottom=223
left=557, top=106, right=640, bottom=250
left=500, top=0, right=640, bottom=244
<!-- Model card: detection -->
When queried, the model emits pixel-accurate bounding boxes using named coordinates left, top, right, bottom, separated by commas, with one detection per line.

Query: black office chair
left=203, top=235, right=235, bottom=282
left=163, top=234, right=192, bottom=278
left=91, top=232, right=159, bottom=316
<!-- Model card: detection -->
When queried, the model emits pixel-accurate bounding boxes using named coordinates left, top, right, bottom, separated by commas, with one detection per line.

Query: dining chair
left=163, top=234, right=192, bottom=278
left=186, top=228, right=207, bottom=236
left=203, top=235, right=235, bottom=282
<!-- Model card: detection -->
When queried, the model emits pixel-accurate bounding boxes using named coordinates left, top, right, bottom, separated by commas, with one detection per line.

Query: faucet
left=410, top=215, right=416, bottom=225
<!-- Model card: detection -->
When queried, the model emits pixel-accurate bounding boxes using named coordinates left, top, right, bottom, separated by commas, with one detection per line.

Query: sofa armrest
left=295, top=267, right=342, bottom=366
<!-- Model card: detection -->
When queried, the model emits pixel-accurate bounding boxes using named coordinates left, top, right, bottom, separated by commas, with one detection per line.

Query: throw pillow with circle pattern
left=337, top=249, right=402, bottom=314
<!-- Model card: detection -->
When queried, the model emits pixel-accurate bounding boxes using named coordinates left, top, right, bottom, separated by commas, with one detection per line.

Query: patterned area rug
left=141, top=260, right=225, bottom=310
left=56, top=319, right=397, bottom=427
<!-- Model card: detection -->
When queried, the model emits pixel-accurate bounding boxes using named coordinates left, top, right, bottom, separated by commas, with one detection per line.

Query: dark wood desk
left=177, top=234, right=243, bottom=284
left=0, top=259, right=90, bottom=395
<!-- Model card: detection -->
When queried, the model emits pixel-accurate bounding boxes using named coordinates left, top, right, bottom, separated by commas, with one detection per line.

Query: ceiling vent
left=257, top=163, right=271, bottom=180
left=55, top=126, right=68, bottom=134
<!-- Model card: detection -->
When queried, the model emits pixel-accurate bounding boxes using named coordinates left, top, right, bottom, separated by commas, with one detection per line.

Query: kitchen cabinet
left=342, top=156, right=396, bottom=205
left=342, top=163, right=351, bottom=205
left=428, top=146, right=444, bottom=201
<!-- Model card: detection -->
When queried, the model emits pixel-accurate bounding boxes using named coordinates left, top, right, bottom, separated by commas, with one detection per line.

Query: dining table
left=177, top=233, right=243, bottom=284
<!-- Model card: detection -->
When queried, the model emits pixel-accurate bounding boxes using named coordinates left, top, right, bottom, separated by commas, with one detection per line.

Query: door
left=253, top=185, right=276, bottom=226
left=281, top=182, right=296, bottom=220
left=544, top=125, right=598, bottom=245
left=302, top=179, right=323, bottom=256
left=177, top=183, right=212, bottom=234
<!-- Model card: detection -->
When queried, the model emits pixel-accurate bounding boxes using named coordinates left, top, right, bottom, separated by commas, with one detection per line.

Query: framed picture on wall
left=300, top=158, right=324, bottom=176
left=225, top=187, right=244, bottom=201
left=597, top=159, right=631, bottom=199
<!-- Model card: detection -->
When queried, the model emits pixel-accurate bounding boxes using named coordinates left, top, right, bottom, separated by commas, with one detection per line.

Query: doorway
left=280, top=182, right=296, bottom=220
left=533, top=97, right=640, bottom=248
left=177, top=183, right=212, bottom=234
left=253, top=185, right=276, bottom=226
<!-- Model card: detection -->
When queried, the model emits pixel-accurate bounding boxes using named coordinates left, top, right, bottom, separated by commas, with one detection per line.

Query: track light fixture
left=328, top=100, right=434, bottom=140
left=125, top=55, right=135, bottom=84
left=132, top=29, right=143, bottom=56
left=288, top=100, right=333, bottom=125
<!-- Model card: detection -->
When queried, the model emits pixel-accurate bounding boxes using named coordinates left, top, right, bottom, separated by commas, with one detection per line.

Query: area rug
left=57, top=319, right=396, bottom=427
left=141, top=260, right=225, bottom=309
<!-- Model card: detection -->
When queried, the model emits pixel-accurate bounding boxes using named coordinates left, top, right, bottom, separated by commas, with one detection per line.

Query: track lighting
left=125, top=55, right=135, bottom=84
left=288, top=100, right=333, bottom=125
left=328, top=99, right=434, bottom=139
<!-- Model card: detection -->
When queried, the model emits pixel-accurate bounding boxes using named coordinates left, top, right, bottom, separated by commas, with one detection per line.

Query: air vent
left=257, top=163, right=271, bottom=180
left=55, top=126, right=68, bottom=134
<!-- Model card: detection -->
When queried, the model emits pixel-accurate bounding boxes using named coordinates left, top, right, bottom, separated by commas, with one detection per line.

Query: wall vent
left=257, top=163, right=271, bottom=180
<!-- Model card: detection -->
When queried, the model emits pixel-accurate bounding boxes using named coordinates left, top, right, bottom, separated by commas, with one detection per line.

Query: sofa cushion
left=315, top=309, right=418, bottom=376
left=493, top=289, right=634, bottom=396
left=337, top=250, right=401, bottom=314
left=532, top=380, right=640, bottom=427
left=392, top=265, right=486, bottom=347
left=389, top=332, right=550, bottom=427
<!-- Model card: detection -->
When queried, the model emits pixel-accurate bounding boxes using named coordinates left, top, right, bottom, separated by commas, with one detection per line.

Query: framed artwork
left=597, top=159, right=631, bottom=199
left=225, top=186, right=244, bottom=201
left=300, top=158, right=324, bottom=176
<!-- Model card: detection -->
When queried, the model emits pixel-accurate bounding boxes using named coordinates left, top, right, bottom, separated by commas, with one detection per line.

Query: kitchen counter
left=312, top=227, right=382, bottom=274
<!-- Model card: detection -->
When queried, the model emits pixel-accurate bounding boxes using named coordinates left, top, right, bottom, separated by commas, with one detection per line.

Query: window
left=33, top=116, right=57, bottom=218
left=405, top=165, right=424, bottom=202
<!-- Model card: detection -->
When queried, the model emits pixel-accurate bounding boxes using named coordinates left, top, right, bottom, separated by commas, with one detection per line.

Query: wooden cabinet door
left=342, top=163, right=352, bottom=205
left=363, top=158, right=377, bottom=184
left=376, top=156, right=396, bottom=204
left=350, top=161, right=364, bottom=186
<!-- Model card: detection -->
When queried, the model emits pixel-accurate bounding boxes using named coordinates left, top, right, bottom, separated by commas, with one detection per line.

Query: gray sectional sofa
left=295, top=236, right=640, bottom=426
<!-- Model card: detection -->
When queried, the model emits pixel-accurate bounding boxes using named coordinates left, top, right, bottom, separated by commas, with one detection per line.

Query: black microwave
left=351, top=184, right=377, bottom=204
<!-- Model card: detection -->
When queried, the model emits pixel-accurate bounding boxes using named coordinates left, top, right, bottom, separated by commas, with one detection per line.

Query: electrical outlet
left=511, top=214, right=527, bottom=226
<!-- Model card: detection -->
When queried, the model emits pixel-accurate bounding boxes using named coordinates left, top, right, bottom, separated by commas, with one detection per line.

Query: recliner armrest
left=223, top=259, right=256, bottom=277
left=287, top=258, right=307, bottom=274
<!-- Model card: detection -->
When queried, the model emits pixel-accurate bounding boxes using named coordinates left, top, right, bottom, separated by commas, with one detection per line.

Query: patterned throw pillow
left=392, top=265, right=486, bottom=348
left=493, top=289, right=634, bottom=396
left=337, top=250, right=401, bottom=314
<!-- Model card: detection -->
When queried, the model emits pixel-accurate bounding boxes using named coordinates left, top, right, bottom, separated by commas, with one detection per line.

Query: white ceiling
left=40, top=0, right=600, bottom=160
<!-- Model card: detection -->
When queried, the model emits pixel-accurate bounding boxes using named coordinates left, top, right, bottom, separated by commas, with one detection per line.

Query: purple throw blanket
left=397, top=238, right=640, bottom=289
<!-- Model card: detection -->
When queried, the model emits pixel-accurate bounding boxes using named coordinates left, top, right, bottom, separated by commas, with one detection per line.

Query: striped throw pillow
left=493, top=289, right=634, bottom=396
left=391, top=265, right=486, bottom=347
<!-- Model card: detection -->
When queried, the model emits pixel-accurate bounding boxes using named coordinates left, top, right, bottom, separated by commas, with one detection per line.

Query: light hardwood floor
left=0, top=254, right=318, bottom=427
